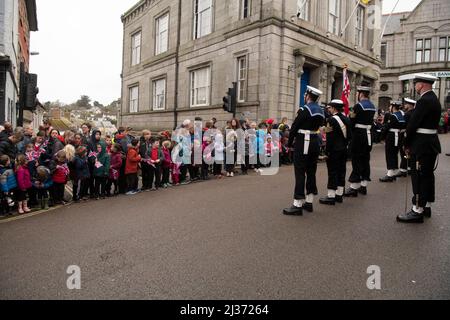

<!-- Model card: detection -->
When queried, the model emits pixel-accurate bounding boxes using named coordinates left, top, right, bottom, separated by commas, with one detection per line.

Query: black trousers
left=149, top=165, right=161, bottom=189
left=141, top=162, right=152, bottom=190
left=349, top=152, right=371, bottom=183
left=52, top=183, right=65, bottom=204
left=161, top=167, right=170, bottom=184
left=73, top=179, right=89, bottom=199
left=201, top=163, right=209, bottom=179
left=106, top=179, right=118, bottom=195
left=400, top=147, right=408, bottom=171
left=213, top=163, right=223, bottom=175
left=385, top=141, right=400, bottom=170
left=293, top=150, right=319, bottom=200
left=126, top=173, right=139, bottom=192
left=36, top=188, right=49, bottom=199
left=118, top=161, right=127, bottom=194
left=94, top=177, right=107, bottom=197
left=326, top=150, right=347, bottom=190
left=410, top=153, right=437, bottom=208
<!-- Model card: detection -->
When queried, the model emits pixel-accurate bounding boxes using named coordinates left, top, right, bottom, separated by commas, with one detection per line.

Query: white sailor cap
left=328, top=99, right=345, bottom=108
left=413, top=73, right=438, bottom=84
left=403, top=98, right=416, bottom=105
left=390, top=100, right=402, bottom=106
left=357, top=86, right=371, bottom=93
left=306, top=85, right=323, bottom=97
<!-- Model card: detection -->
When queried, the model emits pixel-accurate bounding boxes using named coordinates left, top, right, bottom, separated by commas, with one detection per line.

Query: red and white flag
left=341, top=67, right=351, bottom=116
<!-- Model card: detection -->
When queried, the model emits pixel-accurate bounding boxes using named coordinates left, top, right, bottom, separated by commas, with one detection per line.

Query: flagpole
left=372, top=0, right=401, bottom=50
left=340, top=0, right=361, bottom=37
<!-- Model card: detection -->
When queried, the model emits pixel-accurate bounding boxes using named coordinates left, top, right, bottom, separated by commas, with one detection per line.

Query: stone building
left=379, top=0, right=450, bottom=110
left=0, top=0, right=38, bottom=127
left=120, top=0, right=382, bottom=130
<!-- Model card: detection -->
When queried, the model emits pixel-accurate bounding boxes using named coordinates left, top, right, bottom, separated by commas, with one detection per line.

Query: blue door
left=300, top=68, right=311, bottom=107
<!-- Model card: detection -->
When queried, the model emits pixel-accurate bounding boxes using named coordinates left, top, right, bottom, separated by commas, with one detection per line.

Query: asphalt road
left=1, top=136, right=449, bottom=300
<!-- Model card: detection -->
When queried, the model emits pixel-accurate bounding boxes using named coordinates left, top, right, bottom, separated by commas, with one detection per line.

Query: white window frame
left=237, top=56, right=248, bottom=102
left=380, top=42, right=387, bottom=67
left=193, top=0, right=212, bottom=39
left=190, top=66, right=211, bottom=107
left=355, top=5, right=364, bottom=47
left=131, top=31, right=142, bottom=66
left=328, top=0, right=340, bottom=35
left=439, top=36, right=450, bottom=62
left=152, top=78, right=166, bottom=111
left=129, top=86, right=139, bottom=113
left=297, top=0, right=310, bottom=21
left=240, top=0, right=251, bottom=19
left=416, top=38, right=431, bottom=63
left=155, top=13, right=169, bottom=55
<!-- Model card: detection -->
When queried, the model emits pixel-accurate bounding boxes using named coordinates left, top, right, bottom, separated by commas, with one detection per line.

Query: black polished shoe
left=358, top=186, right=367, bottom=195
left=335, top=195, right=343, bottom=203
left=424, top=207, right=431, bottom=218
left=283, top=206, right=303, bottom=216
left=344, top=188, right=358, bottom=198
left=303, top=202, right=313, bottom=212
left=319, top=197, right=336, bottom=206
left=446, top=153, right=450, bottom=157
left=395, top=171, right=408, bottom=178
left=396, top=210, right=424, bottom=223
left=379, top=175, right=395, bottom=182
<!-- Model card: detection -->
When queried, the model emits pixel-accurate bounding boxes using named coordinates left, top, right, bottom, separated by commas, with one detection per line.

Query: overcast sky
left=30, top=0, right=422, bottom=105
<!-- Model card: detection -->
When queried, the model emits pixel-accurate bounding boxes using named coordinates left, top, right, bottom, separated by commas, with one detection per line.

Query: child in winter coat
left=33, top=165, right=53, bottom=210
left=125, top=139, right=141, bottom=195
left=92, top=141, right=111, bottom=199
left=106, top=143, right=123, bottom=197
left=15, top=154, right=32, bottom=214
left=161, top=140, right=172, bottom=188
left=52, top=150, right=70, bottom=205
left=73, top=146, right=90, bottom=201
left=213, top=132, right=224, bottom=178
left=148, top=137, right=163, bottom=190
left=0, top=155, right=17, bottom=215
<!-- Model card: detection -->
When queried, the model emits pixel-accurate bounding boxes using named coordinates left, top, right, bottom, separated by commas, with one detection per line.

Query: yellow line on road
left=0, top=205, right=65, bottom=224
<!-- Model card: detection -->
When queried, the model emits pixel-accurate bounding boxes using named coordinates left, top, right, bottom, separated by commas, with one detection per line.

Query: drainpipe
left=173, top=0, right=182, bottom=130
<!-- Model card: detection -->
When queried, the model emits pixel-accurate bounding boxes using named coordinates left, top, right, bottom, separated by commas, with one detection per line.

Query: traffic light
left=222, top=82, right=237, bottom=115
left=24, top=73, right=38, bottom=111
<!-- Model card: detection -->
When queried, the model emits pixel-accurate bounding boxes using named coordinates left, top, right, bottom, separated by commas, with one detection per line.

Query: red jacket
left=16, top=165, right=32, bottom=191
left=53, top=163, right=69, bottom=184
left=125, top=147, right=141, bottom=174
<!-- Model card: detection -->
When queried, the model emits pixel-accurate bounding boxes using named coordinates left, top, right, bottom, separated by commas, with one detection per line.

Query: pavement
left=1, top=135, right=450, bottom=300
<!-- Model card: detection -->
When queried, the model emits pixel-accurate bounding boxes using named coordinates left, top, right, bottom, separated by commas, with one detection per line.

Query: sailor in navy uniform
left=344, top=86, right=377, bottom=197
left=380, top=101, right=406, bottom=182
left=398, top=98, right=416, bottom=177
left=319, top=100, right=352, bottom=206
left=283, top=86, right=325, bottom=216
left=397, top=74, right=441, bottom=223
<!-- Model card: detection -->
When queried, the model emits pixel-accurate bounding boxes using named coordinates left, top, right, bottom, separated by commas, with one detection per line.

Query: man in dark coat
left=397, top=74, right=441, bottom=223
left=344, top=86, right=377, bottom=197
left=0, top=130, right=24, bottom=162
left=283, top=86, right=325, bottom=216
left=379, top=101, right=406, bottom=182
left=398, top=98, right=416, bottom=176
left=319, top=100, right=352, bottom=205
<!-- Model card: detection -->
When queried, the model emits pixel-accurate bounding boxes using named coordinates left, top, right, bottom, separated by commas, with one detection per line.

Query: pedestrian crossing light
left=222, top=82, right=237, bottom=115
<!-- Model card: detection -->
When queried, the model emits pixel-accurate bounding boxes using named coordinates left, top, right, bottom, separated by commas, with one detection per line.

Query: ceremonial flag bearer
left=344, top=86, right=377, bottom=197
left=397, top=74, right=441, bottom=223
left=320, top=100, right=352, bottom=206
left=284, top=86, right=325, bottom=216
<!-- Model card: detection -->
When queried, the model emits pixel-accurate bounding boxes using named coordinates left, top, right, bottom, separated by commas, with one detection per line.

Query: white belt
left=298, top=129, right=315, bottom=155
left=389, top=129, right=400, bottom=147
left=355, top=124, right=372, bottom=146
left=417, top=128, right=437, bottom=135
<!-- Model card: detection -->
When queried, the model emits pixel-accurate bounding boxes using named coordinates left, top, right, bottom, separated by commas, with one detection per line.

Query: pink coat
left=16, top=165, right=32, bottom=191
